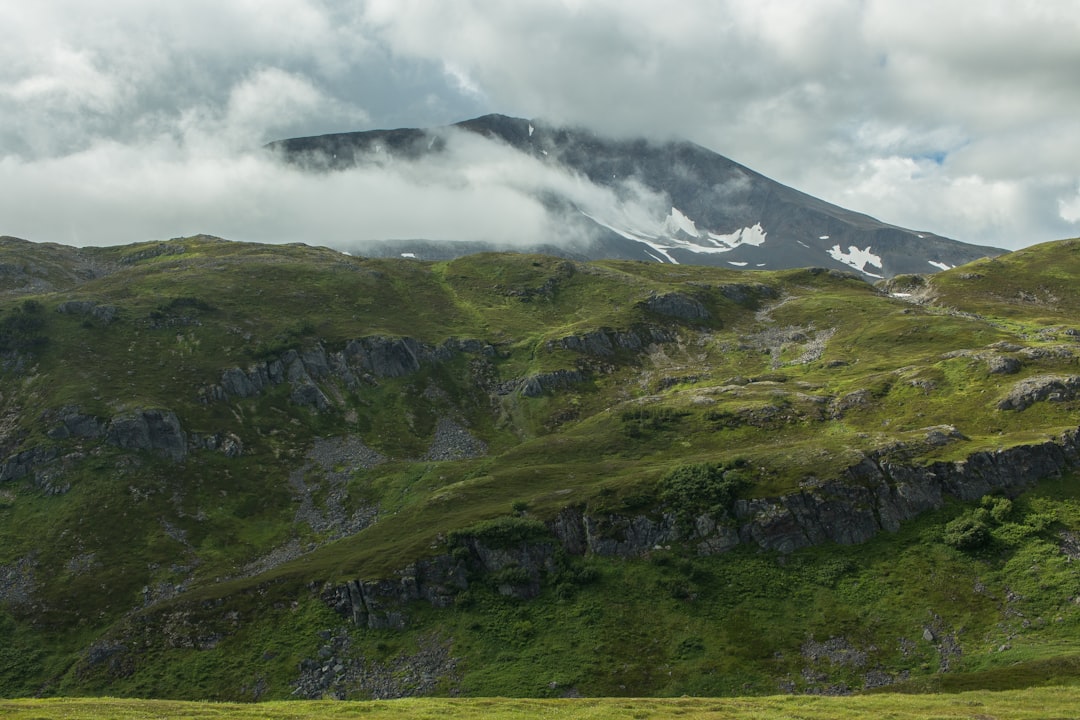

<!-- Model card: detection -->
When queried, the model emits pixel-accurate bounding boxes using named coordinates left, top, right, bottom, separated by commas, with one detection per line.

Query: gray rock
left=499, top=369, right=587, bottom=397
left=640, top=292, right=710, bottom=321
left=423, top=418, right=487, bottom=461
left=550, top=326, right=676, bottom=357
left=997, top=375, right=1080, bottom=411
left=986, top=355, right=1021, bottom=375
left=106, top=409, right=187, bottom=462
left=0, top=446, right=60, bottom=483
left=219, top=367, right=258, bottom=398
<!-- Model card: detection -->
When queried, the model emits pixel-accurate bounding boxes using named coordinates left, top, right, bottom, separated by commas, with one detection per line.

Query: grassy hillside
left=1, top=235, right=1079, bottom=700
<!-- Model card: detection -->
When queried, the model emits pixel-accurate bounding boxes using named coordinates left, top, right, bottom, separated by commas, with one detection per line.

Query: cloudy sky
left=2, top=0, right=1078, bottom=251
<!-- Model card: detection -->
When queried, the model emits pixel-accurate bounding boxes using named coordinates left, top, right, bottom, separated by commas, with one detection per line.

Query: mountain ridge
left=269, top=114, right=1005, bottom=277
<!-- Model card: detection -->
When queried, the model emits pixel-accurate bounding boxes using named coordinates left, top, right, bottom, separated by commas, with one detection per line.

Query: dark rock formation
left=46, top=408, right=105, bottom=440
left=640, top=292, right=710, bottom=321
left=56, top=300, right=117, bottom=324
left=322, top=554, right=471, bottom=630
left=202, top=336, right=497, bottom=406
left=325, top=428, right=1080, bottom=627
left=548, top=326, right=676, bottom=357
left=498, top=369, right=587, bottom=397
left=106, top=409, right=187, bottom=462
left=0, top=446, right=59, bottom=483
left=189, top=431, right=243, bottom=458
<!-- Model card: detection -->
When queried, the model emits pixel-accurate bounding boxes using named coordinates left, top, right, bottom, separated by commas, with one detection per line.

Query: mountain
left=1, top=234, right=1079, bottom=700
left=268, top=114, right=1004, bottom=278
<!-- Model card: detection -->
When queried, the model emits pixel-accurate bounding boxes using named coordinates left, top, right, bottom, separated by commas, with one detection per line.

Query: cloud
left=2, top=1, right=1079, bottom=251
left=357, top=0, right=1080, bottom=248
left=0, top=125, right=674, bottom=250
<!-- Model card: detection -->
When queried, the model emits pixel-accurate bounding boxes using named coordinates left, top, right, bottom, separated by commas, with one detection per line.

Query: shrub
left=943, top=509, right=992, bottom=551
left=658, top=460, right=750, bottom=528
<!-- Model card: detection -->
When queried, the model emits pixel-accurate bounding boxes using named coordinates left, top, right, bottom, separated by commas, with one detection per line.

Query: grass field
left=4, top=689, right=1080, bottom=719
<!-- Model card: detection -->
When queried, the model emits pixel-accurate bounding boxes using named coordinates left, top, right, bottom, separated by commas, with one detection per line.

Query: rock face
left=326, top=428, right=1080, bottom=628
left=202, top=336, right=498, bottom=406
left=0, top=446, right=60, bottom=483
left=106, top=410, right=187, bottom=462
left=498, top=369, right=587, bottom=398
left=548, top=326, right=676, bottom=357
left=640, top=292, right=710, bottom=321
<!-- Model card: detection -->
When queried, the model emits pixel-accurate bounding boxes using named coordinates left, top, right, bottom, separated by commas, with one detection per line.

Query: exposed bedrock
left=327, top=428, right=1080, bottom=627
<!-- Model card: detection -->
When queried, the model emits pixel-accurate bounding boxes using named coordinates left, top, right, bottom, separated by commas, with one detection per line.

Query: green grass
left=4, top=688, right=1080, bottom=719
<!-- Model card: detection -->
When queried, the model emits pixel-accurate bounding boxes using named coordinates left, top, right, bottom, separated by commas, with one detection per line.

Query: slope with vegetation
left=0, top=234, right=1079, bottom=700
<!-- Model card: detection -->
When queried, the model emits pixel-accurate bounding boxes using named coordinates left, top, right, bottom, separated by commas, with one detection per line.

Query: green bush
left=943, top=511, right=992, bottom=551
left=658, top=460, right=750, bottom=528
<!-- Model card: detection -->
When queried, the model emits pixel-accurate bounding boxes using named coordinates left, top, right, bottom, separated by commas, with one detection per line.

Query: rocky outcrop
left=56, top=300, right=117, bottom=324
left=325, top=428, right=1080, bottom=628
left=322, top=554, right=471, bottom=630
left=202, top=336, right=497, bottom=406
left=640, top=292, right=710, bottom=321
left=46, top=408, right=106, bottom=440
left=189, top=431, right=243, bottom=458
left=106, top=409, right=187, bottom=462
left=548, top=326, right=676, bottom=357
left=997, top=374, right=1080, bottom=411
left=497, top=369, right=587, bottom=397
left=0, top=446, right=59, bottom=483
left=716, top=282, right=779, bottom=306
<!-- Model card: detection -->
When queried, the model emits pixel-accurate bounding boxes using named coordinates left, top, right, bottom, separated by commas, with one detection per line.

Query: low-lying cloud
left=0, top=125, right=671, bottom=251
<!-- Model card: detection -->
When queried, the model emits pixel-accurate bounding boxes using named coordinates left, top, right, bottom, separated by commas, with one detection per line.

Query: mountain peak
left=269, top=116, right=1004, bottom=278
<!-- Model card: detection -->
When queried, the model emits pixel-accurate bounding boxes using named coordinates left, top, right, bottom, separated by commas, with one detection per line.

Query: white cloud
left=2, top=0, right=1079, bottom=250
left=0, top=127, right=672, bottom=250
left=1060, top=187, right=1080, bottom=225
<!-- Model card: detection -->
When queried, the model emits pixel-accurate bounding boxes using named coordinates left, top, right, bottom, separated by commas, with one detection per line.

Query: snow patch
left=890, top=292, right=912, bottom=298
left=928, top=260, right=953, bottom=271
left=528, top=123, right=534, bottom=137
left=581, top=204, right=767, bottom=264
left=400, top=252, right=417, bottom=259
left=828, top=244, right=884, bottom=278
left=707, top=223, right=767, bottom=249
left=819, top=235, right=830, bottom=240
left=797, top=240, right=809, bottom=248
left=666, top=207, right=700, bottom=238
left=727, top=261, right=748, bottom=267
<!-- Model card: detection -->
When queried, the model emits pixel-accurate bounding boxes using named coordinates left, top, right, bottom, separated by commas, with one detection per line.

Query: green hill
left=1, top=235, right=1079, bottom=700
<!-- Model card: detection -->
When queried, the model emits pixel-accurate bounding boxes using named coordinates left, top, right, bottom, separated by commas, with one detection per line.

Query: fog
left=0, top=124, right=673, bottom=251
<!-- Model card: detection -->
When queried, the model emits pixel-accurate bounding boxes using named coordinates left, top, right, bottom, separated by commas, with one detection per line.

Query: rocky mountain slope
left=1, top=234, right=1079, bottom=700
left=269, top=115, right=1004, bottom=278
